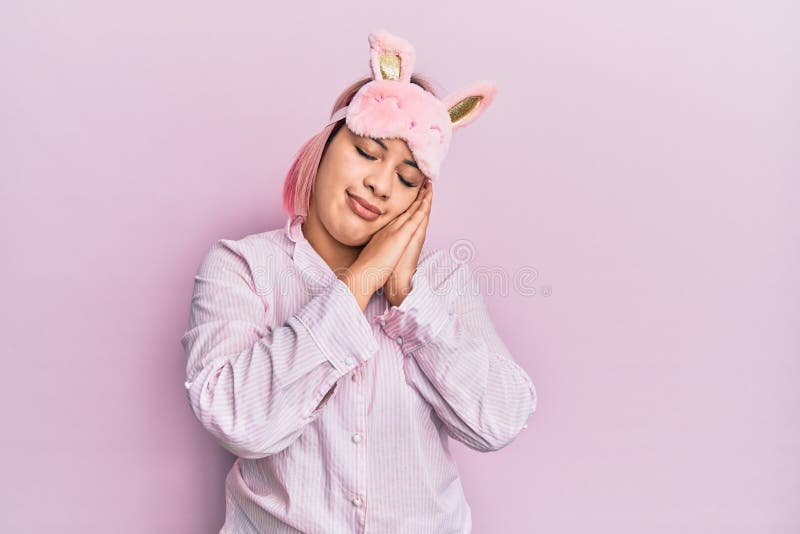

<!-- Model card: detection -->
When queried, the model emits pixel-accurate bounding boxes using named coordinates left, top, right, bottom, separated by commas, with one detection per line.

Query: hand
left=338, top=180, right=433, bottom=311
left=383, top=180, right=433, bottom=307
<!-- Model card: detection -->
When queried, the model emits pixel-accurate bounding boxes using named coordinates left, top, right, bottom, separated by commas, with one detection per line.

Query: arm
left=181, top=239, right=378, bottom=460
left=377, top=251, right=538, bottom=452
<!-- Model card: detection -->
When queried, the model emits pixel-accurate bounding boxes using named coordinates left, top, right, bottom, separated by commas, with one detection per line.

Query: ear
left=442, top=81, right=498, bottom=130
left=367, top=29, right=416, bottom=83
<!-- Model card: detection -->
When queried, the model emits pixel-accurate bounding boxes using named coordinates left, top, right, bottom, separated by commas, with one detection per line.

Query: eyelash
left=355, top=146, right=415, bottom=188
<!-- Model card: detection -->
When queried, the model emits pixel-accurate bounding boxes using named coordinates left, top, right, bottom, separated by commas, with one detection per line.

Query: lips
left=347, top=192, right=381, bottom=215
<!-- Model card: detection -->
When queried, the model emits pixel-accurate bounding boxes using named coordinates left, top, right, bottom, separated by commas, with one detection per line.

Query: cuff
left=374, top=267, right=452, bottom=353
left=294, top=276, right=379, bottom=374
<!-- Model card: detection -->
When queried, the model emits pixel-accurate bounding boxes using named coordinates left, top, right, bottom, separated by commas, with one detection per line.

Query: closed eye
left=355, top=146, right=416, bottom=188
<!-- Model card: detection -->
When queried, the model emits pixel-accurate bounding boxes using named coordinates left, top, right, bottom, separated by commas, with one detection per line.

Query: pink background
left=2, top=1, right=798, bottom=532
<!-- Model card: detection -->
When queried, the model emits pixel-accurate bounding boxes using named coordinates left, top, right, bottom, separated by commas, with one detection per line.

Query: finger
left=411, top=207, right=429, bottom=248
left=392, top=203, right=430, bottom=253
left=397, top=208, right=428, bottom=269
left=384, top=184, right=431, bottom=231
left=396, top=188, right=431, bottom=237
left=411, top=197, right=430, bottom=238
left=402, top=183, right=432, bottom=221
left=415, top=180, right=428, bottom=200
left=398, top=226, right=426, bottom=272
left=379, top=181, right=431, bottom=240
left=422, top=182, right=432, bottom=214
left=409, top=184, right=433, bottom=224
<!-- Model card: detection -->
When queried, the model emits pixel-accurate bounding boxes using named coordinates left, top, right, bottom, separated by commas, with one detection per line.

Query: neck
left=301, top=209, right=363, bottom=277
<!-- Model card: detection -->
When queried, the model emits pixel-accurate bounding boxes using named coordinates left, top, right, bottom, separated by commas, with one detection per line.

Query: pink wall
left=1, top=1, right=797, bottom=532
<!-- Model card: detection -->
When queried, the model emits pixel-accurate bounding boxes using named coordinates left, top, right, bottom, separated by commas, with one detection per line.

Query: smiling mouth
left=346, top=191, right=381, bottom=221
left=347, top=191, right=381, bottom=214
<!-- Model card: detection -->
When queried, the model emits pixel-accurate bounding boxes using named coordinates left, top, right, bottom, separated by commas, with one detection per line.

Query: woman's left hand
left=383, top=180, right=433, bottom=307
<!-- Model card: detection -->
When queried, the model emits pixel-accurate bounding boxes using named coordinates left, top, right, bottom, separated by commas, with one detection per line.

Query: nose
left=363, top=168, right=393, bottom=200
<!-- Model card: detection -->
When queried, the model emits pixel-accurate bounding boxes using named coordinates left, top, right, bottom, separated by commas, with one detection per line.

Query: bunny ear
left=367, top=29, right=416, bottom=83
left=442, top=81, right=499, bottom=130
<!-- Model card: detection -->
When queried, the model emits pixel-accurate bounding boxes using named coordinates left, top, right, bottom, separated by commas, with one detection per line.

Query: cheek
left=316, top=158, right=350, bottom=194
left=386, top=195, right=416, bottom=219
left=320, top=141, right=357, bottom=176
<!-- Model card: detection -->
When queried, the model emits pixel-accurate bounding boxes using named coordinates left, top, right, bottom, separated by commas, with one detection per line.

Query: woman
left=181, top=29, right=538, bottom=534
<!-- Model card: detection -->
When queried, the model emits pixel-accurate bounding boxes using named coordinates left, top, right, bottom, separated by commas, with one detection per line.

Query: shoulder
left=416, top=243, right=475, bottom=293
left=197, top=226, right=293, bottom=280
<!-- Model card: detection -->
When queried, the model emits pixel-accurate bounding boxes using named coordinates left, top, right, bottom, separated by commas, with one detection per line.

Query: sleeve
left=376, top=252, right=538, bottom=452
left=180, top=239, right=379, bottom=460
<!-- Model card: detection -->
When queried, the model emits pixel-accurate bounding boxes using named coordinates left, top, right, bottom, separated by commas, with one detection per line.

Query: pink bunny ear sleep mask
left=324, top=29, right=498, bottom=181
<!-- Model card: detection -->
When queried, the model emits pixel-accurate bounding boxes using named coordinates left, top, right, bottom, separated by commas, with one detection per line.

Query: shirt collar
left=285, top=213, right=303, bottom=244
left=285, top=214, right=337, bottom=289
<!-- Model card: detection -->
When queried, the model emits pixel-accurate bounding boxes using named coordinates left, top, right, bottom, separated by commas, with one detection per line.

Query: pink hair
left=281, top=74, right=441, bottom=217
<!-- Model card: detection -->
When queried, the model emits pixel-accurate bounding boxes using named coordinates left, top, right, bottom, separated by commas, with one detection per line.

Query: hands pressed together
left=338, top=180, right=433, bottom=312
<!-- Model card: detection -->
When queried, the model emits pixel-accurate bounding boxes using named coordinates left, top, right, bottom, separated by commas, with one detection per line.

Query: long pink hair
left=281, top=74, right=441, bottom=218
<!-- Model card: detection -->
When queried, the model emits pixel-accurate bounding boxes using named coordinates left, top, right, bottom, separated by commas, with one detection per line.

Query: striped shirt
left=181, top=214, right=538, bottom=533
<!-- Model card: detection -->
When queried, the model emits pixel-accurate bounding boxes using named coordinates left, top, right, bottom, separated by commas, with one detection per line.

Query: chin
left=325, top=210, right=373, bottom=247
left=336, top=225, right=372, bottom=247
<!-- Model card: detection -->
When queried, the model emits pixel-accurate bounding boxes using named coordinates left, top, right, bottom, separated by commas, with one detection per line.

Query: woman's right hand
left=338, top=183, right=432, bottom=310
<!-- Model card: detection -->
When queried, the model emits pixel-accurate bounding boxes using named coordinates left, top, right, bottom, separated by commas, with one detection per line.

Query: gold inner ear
left=378, top=53, right=402, bottom=81
left=449, top=96, right=483, bottom=126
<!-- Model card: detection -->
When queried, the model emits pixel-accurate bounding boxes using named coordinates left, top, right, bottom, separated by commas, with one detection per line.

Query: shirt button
left=351, top=433, right=362, bottom=443
left=345, top=356, right=354, bottom=366
left=184, top=380, right=192, bottom=390
left=352, top=496, right=362, bottom=507
left=379, top=318, right=386, bottom=327
left=522, top=423, right=528, bottom=429
left=351, top=373, right=358, bottom=381
left=396, top=336, right=403, bottom=345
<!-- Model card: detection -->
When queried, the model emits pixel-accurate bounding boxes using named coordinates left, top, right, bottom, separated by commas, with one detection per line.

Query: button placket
left=345, top=353, right=368, bottom=518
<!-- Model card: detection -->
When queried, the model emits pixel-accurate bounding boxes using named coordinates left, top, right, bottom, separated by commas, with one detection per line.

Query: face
left=310, top=125, right=429, bottom=247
